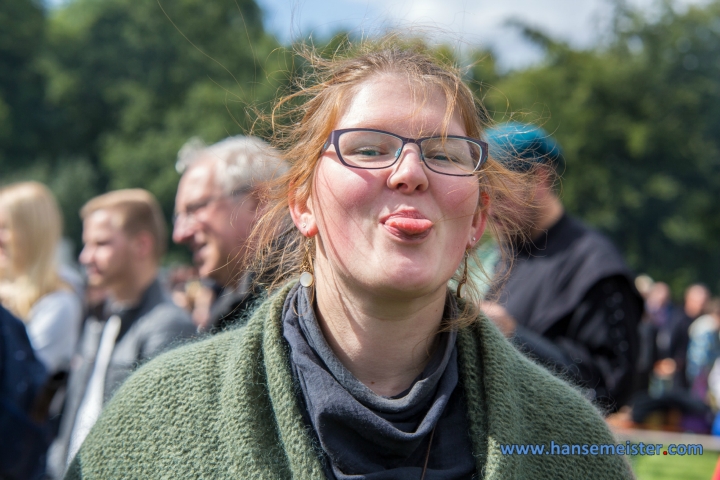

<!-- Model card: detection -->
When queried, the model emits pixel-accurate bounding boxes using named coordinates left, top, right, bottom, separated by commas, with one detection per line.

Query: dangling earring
left=300, top=237, right=315, bottom=287
left=456, top=251, right=469, bottom=298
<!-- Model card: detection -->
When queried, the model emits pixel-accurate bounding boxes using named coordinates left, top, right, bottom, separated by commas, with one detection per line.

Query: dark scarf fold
left=282, top=284, right=475, bottom=479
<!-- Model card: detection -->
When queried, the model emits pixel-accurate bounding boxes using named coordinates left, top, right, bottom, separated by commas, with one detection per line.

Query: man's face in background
left=173, top=160, right=258, bottom=286
left=79, top=209, right=134, bottom=290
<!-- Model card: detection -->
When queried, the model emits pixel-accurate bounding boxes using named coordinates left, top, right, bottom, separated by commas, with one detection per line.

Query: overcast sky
left=256, top=0, right=709, bottom=69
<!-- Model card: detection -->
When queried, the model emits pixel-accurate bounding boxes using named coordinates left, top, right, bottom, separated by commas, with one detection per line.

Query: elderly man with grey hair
left=173, top=135, right=286, bottom=332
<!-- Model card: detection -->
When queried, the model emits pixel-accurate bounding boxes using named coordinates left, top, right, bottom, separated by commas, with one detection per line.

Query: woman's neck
left=313, top=265, right=447, bottom=397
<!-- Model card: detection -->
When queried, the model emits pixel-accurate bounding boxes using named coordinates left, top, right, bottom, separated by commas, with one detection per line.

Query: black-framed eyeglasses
left=321, top=128, right=489, bottom=177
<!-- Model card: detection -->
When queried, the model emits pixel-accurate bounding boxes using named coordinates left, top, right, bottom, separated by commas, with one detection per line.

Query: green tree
left=0, top=0, right=48, bottom=170
left=40, top=0, right=287, bottom=236
left=481, top=1, right=720, bottom=294
left=0, top=0, right=98, bottom=250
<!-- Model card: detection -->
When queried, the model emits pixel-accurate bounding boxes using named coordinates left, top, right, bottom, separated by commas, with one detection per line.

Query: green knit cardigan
left=66, top=284, right=633, bottom=479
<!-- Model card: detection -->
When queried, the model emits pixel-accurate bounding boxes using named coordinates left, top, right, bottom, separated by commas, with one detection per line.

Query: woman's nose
left=387, top=144, right=429, bottom=193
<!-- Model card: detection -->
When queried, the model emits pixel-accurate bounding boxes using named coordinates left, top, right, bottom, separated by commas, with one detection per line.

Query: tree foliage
left=2, top=0, right=287, bottom=254
left=0, top=0, right=47, bottom=169
left=475, top=2, right=720, bottom=294
left=43, top=0, right=287, bottom=213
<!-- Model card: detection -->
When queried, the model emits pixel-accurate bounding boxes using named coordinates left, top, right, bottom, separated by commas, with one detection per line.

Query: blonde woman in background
left=0, top=181, right=82, bottom=374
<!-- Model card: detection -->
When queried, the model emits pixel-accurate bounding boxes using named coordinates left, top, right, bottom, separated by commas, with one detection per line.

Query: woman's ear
left=468, top=192, right=489, bottom=249
left=289, top=190, right=318, bottom=238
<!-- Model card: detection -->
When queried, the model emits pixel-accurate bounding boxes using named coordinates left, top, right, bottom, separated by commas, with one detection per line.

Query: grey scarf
left=282, top=284, right=475, bottom=479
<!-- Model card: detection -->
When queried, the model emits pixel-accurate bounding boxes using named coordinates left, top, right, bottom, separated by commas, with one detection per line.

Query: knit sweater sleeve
left=64, top=332, right=229, bottom=479
left=64, top=288, right=306, bottom=480
left=458, top=315, right=634, bottom=479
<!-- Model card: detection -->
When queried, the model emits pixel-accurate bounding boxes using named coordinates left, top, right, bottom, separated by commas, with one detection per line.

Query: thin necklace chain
left=420, top=425, right=437, bottom=480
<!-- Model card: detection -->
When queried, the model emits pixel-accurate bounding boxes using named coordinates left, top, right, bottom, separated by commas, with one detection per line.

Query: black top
left=0, top=305, right=49, bottom=479
left=493, top=213, right=643, bottom=410
left=207, top=273, right=260, bottom=333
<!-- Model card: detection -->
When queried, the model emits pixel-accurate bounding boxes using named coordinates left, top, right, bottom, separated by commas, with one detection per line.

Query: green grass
left=630, top=449, right=719, bottom=480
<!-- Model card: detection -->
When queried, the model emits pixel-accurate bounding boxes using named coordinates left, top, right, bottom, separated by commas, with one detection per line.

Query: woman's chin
left=370, top=274, right=448, bottom=299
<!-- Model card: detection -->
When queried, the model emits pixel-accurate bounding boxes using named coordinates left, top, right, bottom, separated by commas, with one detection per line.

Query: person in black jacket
left=0, top=304, right=49, bottom=479
left=480, top=123, right=643, bottom=412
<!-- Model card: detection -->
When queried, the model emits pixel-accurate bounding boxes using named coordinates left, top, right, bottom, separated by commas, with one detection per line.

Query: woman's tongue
left=384, top=217, right=434, bottom=235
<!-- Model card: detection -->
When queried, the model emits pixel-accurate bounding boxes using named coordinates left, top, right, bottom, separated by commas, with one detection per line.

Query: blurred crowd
left=621, top=276, right=720, bottom=433
left=0, top=125, right=716, bottom=478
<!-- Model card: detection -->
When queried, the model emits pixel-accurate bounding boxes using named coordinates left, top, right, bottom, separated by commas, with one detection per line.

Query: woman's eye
left=352, top=145, right=388, bottom=157
left=354, top=146, right=385, bottom=157
left=426, top=151, right=453, bottom=163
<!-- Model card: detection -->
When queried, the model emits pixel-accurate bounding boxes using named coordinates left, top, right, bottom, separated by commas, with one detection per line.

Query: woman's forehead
left=333, top=74, right=465, bottom=136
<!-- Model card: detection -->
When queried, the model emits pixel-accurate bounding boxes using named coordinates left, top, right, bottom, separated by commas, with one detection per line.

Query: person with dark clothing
left=173, top=136, right=287, bottom=332
left=205, top=274, right=260, bottom=332
left=46, top=189, right=196, bottom=478
left=481, top=123, right=643, bottom=412
left=643, top=281, right=693, bottom=390
left=493, top=213, right=642, bottom=409
left=0, top=304, right=49, bottom=480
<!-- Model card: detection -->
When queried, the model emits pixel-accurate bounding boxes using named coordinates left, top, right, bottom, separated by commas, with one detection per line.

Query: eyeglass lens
left=337, top=130, right=482, bottom=175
